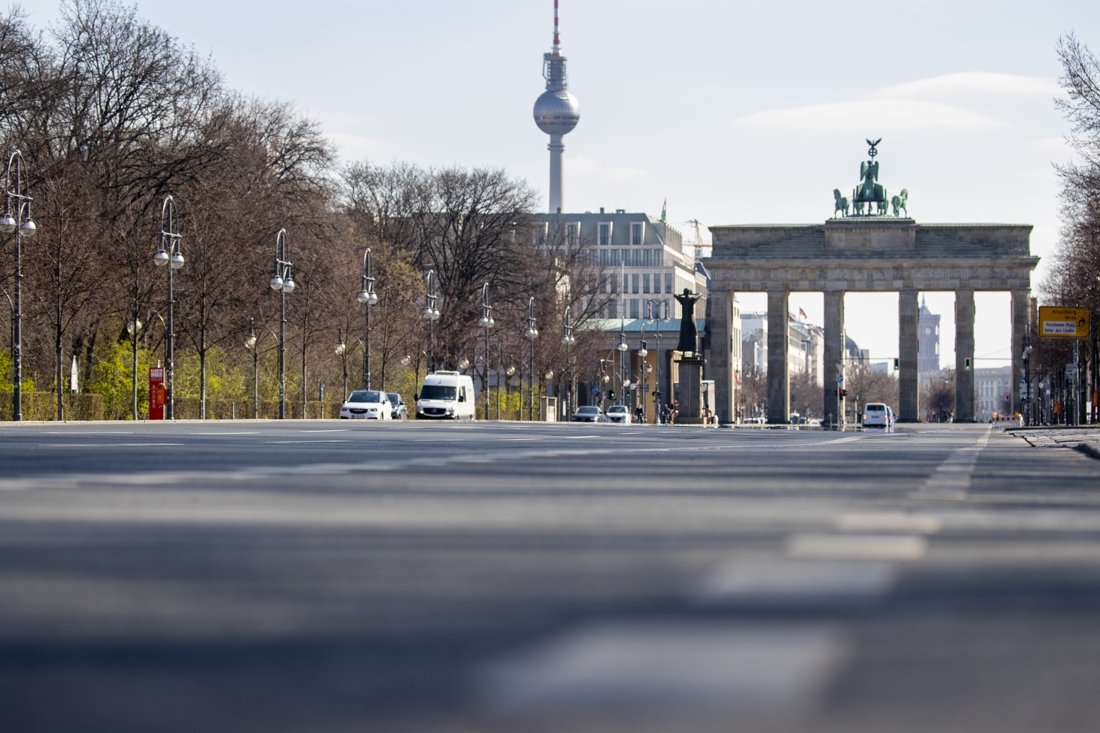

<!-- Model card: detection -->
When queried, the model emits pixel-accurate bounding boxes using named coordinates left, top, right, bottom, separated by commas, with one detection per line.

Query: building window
left=534, top=222, right=548, bottom=246
left=623, top=274, right=629, bottom=293
left=631, top=222, right=644, bottom=246
left=610, top=249, right=620, bottom=267
left=600, top=249, right=609, bottom=267
left=631, top=249, right=641, bottom=267
left=600, top=276, right=608, bottom=294
left=567, top=222, right=580, bottom=247
left=653, top=273, right=662, bottom=294
left=665, top=273, right=673, bottom=292
left=654, top=249, right=663, bottom=266
left=632, top=273, right=640, bottom=294
left=607, top=301, right=617, bottom=319
left=610, top=275, right=618, bottom=294
left=630, top=299, right=639, bottom=318
left=598, top=222, right=612, bottom=246
left=643, top=273, right=651, bottom=293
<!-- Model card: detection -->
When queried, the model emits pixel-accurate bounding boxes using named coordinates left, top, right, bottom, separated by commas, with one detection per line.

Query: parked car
left=571, top=406, right=604, bottom=423
left=416, top=371, right=476, bottom=420
left=605, top=405, right=631, bottom=424
left=863, top=403, right=895, bottom=431
left=339, top=390, right=393, bottom=420
left=387, top=392, right=408, bottom=421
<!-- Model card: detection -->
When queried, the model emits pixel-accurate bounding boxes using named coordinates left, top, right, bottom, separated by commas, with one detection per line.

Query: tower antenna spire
left=552, top=0, right=561, bottom=56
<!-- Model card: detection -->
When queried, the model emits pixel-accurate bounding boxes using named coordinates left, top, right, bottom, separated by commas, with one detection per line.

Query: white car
left=339, top=390, right=393, bottom=420
left=863, top=403, right=894, bottom=431
left=605, top=405, right=631, bottom=424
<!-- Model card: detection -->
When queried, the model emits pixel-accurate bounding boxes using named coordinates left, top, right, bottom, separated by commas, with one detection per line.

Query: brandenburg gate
left=704, top=141, right=1039, bottom=425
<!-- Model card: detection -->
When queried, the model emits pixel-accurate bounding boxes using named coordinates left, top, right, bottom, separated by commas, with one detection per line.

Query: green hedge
left=0, top=393, right=105, bottom=421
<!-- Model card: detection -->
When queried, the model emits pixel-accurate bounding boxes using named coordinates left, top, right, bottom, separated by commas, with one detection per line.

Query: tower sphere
left=533, top=89, right=580, bottom=136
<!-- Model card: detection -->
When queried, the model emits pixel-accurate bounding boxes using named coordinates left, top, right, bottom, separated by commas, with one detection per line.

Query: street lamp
left=562, top=306, right=575, bottom=416
left=269, top=229, right=295, bottom=419
left=424, top=269, right=440, bottom=373
left=479, top=282, right=494, bottom=420
left=152, top=195, right=183, bottom=420
left=246, top=319, right=260, bottom=419
left=617, top=329, right=628, bottom=407
left=646, top=300, right=669, bottom=421
left=525, top=296, right=538, bottom=421
left=2, top=151, right=36, bottom=421
left=127, top=303, right=143, bottom=420
left=356, top=247, right=378, bottom=389
left=638, top=334, right=648, bottom=423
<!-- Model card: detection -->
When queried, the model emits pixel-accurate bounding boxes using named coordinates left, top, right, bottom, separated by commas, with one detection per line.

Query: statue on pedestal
left=674, top=289, right=703, bottom=355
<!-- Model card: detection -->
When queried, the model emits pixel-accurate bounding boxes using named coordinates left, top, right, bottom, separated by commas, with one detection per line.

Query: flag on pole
left=69, top=354, right=79, bottom=393
left=660, top=199, right=667, bottom=223
left=799, top=308, right=807, bottom=321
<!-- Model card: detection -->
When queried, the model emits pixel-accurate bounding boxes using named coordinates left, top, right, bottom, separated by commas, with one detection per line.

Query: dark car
left=571, top=406, right=604, bottom=423
left=387, top=392, right=409, bottom=421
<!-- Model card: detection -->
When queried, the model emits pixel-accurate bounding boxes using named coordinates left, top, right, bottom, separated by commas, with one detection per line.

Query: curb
left=1073, top=443, right=1100, bottom=461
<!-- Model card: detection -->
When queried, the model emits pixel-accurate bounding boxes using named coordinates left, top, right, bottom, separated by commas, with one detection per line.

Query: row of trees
left=0, top=1, right=615, bottom=419
left=1038, top=34, right=1100, bottom=421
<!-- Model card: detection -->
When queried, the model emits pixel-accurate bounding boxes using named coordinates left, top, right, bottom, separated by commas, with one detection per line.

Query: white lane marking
left=695, top=559, right=897, bottom=607
left=266, top=440, right=353, bottom=444
left=300, top=429, right=349, bottom=433
left=787, top=534, right=928, bottom=561
left=36, top=442, right=185, bottom=448
left=911, top=427, right=991, bottom=501
left=836, top=513, right=942, bottom=534
left=503, top=438, right=538, bottom=442
left=36, top=431, right=135, bottom=435
left=192, top=432, right=258, bottom=436
left=478, top=622, right=847, bottom=719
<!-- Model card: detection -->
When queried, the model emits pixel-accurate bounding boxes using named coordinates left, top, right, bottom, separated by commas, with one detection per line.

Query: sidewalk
left=1008, top=426, right=1100, bottom=460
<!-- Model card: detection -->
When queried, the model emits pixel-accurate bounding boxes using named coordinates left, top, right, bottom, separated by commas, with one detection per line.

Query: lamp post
left=127, top=302, right=142, bottom=420
left=356, top=247, right=378, bottom=389
left=424, top=269, right=440, bottom=373
left=479, top=282, right=494, bottom=420
left=525, top=296, right=538, bottom=421
left=269, top=229, right=295, bottom=419
left=336, top=328, right=348, bottom=400
left=152, top=195, right=183, bottom=420
left=638, top=334, right=648, bottom=423
left=562, top=306, right=575, bottom=417
left=646, top=300, right=669, bottom=421
left=246, top=319, right=259, bottom=419
left=617, top=329, right=628, bottom=407
left=1, top=151, right=36, bottom=421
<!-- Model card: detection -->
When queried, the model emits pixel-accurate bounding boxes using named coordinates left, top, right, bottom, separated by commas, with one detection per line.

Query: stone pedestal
left=675, top=356, right=706, bottom=425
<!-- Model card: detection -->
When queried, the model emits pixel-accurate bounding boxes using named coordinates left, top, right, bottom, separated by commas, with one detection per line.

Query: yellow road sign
left=1038, top=306, right=1091, bottom=338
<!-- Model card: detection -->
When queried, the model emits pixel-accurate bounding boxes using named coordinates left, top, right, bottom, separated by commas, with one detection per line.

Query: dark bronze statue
left=674, top=289, right=702, bottom=354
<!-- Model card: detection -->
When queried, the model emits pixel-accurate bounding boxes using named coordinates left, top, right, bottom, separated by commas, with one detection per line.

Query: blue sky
left=12, top=0, right=1100, bottom=369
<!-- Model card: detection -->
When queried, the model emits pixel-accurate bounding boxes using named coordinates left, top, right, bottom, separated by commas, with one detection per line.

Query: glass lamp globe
left=431, top=308, right=441, bottom=321
left=0, top=214, right=16, bottom=234
left=170, top=252, right=185, bottom=269
left=282, top=278, right=296, bottom=293
left=617, top=341, right=628, bottom=352
left=20, top=219, right=36, bottom=237
left=245, top=335, right=257, bottom=350
left=479, top=315, right=489, bottom=326
left=639, top=347, right=648, bottom=357
left=154, top=250, right=170, bottom=267
left=357, top=290, right=371, bottom=304
left=270, top=276, right=284, bottom=291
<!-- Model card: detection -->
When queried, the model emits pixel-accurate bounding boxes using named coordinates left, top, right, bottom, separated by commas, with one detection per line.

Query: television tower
left=533, top=0, right=580, bottom=214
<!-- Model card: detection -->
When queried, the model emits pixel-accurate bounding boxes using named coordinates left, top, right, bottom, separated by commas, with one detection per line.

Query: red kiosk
left=148, top=366, right=166, bottom=420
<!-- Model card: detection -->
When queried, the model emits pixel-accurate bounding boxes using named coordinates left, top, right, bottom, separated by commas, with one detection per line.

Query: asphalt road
left=1, top=420, right=1099, bottom=733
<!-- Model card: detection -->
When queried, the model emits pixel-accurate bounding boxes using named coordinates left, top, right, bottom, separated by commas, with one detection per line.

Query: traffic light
left=838, top=389, right=847, bottom=398
left=608, top=390, right=616, bottom=401
left=893, top=358, right=899, bottom=371
left=964, top=357, right=971, bottom=370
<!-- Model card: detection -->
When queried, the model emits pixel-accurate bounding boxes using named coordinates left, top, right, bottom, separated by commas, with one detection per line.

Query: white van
left=416, top=371, right=476, bottom=421
left=863, top=403, right=895, bottom=431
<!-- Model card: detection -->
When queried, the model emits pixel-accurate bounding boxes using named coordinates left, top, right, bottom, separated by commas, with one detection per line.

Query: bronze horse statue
left=833, top=189, right=849, bottom=217
left=891, top=189, right=909, bottom=217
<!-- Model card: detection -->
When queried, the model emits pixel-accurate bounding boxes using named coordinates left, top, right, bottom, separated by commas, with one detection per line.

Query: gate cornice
left=705, top=220, right=1038, bottom=292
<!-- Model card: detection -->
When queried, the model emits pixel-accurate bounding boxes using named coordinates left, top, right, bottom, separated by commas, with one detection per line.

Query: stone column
left=898, top=290, right=920, bottom=422
left=1010, top=289, right=1029, bottom=417
left=767, top=290, right=789, bottom=425
left=707, top=290, right=735, bottom=424
left=823, top=291, right=845, bottom=428
left=955, top=290, right=975, bottom=422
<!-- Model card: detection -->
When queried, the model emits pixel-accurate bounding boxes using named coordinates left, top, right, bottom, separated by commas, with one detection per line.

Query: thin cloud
left=733, top=99, right=1009, bottom=132
left=570, top=155, right=652, bottom=182
left=874, top=72, right=1060, bottom=100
